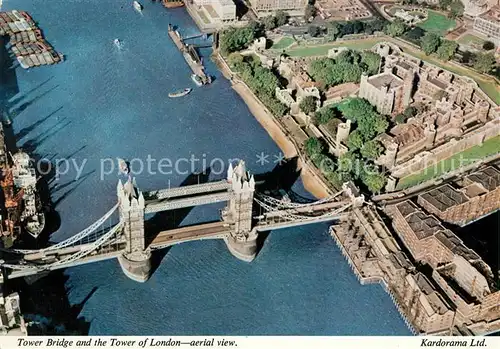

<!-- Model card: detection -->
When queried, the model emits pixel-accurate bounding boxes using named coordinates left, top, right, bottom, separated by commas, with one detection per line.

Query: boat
left=168, top=88, right=191, bottom=98
left=133, top=1, right=143, bottom=12
left=118, top=158, right=129, bottom=175
left=11, top=151, right=45, bottom=239
left=114, top=38, right=122, bottom=49
left=162, top=0, right=184, bottom=8
left=191, top=74, right=203, bottom=87
left=2, top=111, right=11, bottom=126
left=25, top=211, right=45, bottom=239
left=17, top=56, right=30, bottom=69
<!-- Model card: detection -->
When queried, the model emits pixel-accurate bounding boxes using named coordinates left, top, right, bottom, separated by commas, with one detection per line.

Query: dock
left=0, top=10, right=63, bottom=69
left=167, top=24, right=211, bottom=85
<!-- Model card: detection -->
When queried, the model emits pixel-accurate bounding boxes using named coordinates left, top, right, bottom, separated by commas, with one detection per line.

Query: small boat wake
left=133, top=1, right=144, bottom=15
left=117, top=158, right=130, bottom=175
left=113, top=38, right=123, bottom=50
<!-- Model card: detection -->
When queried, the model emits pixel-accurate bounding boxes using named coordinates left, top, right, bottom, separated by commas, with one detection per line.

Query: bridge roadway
left=149, top=221, right=231, bottom=249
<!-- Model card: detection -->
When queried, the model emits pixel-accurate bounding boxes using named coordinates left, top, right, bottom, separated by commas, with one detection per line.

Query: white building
left=193, top=0, right=236, bottom=22
left=473, top=6, right=500, bottom=45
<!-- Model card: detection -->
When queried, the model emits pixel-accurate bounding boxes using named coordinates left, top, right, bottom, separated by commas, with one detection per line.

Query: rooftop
left=428, top=77, right=449, bottom=91
left=367, top=72, right=403, bottom=91
left=419, top=184, right=469, bottom=212
left=478, top=5, right=500, bottom=23
left=465, top=166, right=500, bottom=192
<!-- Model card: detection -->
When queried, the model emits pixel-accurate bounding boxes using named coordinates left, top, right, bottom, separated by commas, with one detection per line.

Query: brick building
left=417, top=166, right=500, bottom=226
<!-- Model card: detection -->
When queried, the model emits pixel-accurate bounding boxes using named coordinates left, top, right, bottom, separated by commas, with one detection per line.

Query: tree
left=305, top=137, right=324, bottom=159
left=262, top=16, right=277, bottom=31
left=305, top=4, right=316, bottom=21
left=439, top=0, right=452, bottom=9
left=461, top=50, right=476, bottom=64
left=340, top=62, right=363, bottom=82
left=473, top=52, right=496, bottom=74
left=352, top=21, right=365, bottom=34
left=337, top=152, right=359, bottom=174
left=395, top=114, right=406, bottom=124
left=308, top=25, right=320, bottom=37
left=327, top=22, right=341, bottom=40
left=220, top=26, right=256, bottom=55
left=385, top=19, right=406, bottom=37
left=449, top=0, right=464, bottom=18
left=259, top=93, right=288, bottom=117
left=248, top=20, right=264, bottom=37
left=275, top=10, right=289, bottom=27
left=404, top=27, right=426, bottom=44
left=356, top=112, right=388, bottom=140
left=299, top=96, right=318, bottom=114
left=365, top=19, right=387, bottom=34
left=362, top=170, right=386, bottom=194
left=347, top=130, right=364, bottom=151
left=436, top=40, right=458, bottom=61
left=340, top=98, right=375, bottom=122
left=227, top=52, right=245, bottom=70
left=361, top=140, right=384, bottom=160
left=483, top=41, right=495, bottom=51
left=420, top=32, right=441, bottom=55
left=403, top=106, right=418, bottom=119
left=314, top=106, right=339, bottom=125
left=360, top=51, right=381, bottom=75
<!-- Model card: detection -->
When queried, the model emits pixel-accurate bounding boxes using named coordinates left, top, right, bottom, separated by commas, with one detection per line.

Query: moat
left=0, top=0, right=411, bottom=334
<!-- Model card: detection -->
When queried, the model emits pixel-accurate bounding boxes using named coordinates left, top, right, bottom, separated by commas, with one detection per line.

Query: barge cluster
left=0, top=10, right=63, bottom=69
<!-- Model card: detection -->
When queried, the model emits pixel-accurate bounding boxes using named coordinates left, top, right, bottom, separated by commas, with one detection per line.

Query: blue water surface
left=1, top=0, right=410, bottom=335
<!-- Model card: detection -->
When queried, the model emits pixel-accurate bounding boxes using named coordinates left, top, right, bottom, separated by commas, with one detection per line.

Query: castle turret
left=476, top=100, right=490, bottom=123
left=117, top=177, right=151, bottom=283
left=424, top=122, right=437, bottom=149
left=336, top=119, right=351, bottom=145
left=225, top=160, right=258, bottom=262
left=402, top=69, right=415, bottom=109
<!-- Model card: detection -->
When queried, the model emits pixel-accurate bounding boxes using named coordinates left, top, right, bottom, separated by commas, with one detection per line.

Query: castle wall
left=392, top=118, right=500, bottom=179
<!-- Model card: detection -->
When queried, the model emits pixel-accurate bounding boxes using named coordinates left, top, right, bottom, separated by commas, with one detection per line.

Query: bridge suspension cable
left=254, top=190, right=344, bottom=210
left=48, top=222, right=123, bottom=268
left=253, top=197, right=352, bottom=222
left=1, top=222, right=123, bottom=272
left=13, top=204, right=119, bottom=255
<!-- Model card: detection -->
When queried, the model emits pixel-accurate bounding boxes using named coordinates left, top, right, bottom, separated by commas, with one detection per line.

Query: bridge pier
left=118, top=250, right=152, bottom=283
left=117, top=178, right=152, bottom=283
left=225, top=232, right=258, bottom=262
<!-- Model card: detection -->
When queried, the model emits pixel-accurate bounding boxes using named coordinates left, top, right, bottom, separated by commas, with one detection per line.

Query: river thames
left=0, top=0, right=410, bottom=334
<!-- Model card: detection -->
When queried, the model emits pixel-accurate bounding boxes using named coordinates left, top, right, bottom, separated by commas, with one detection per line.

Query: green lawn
left=283, top=39, right=381, bottom=57
left=396, top=136, right=500, bottom=190
left=457, top=34, right=485, bottom=48
left=417, top=10, right=456, bottom=36
left=271, top=37, right=296, bottom=50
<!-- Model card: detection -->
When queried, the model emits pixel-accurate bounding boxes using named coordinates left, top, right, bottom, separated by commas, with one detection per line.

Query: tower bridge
left=0, top=161, right=364, bottom=283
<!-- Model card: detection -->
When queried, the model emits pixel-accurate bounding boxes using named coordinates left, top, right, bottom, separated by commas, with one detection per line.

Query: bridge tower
left=117, top=178, right=151, bottom=283
left=224, top=161, right=258, bottom=262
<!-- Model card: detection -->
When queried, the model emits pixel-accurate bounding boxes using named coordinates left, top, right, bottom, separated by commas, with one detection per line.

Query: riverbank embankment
left=213, top=52, right=332, bottom=198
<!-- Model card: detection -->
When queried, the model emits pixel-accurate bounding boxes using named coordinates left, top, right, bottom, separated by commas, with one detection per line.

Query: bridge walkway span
left=145, top=180, right=230, bottom=200
left=145, top=192, right=231, bottom=214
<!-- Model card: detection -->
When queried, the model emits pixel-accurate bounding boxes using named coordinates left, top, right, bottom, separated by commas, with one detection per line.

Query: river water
left=0, top=0, right=409, bottom=335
